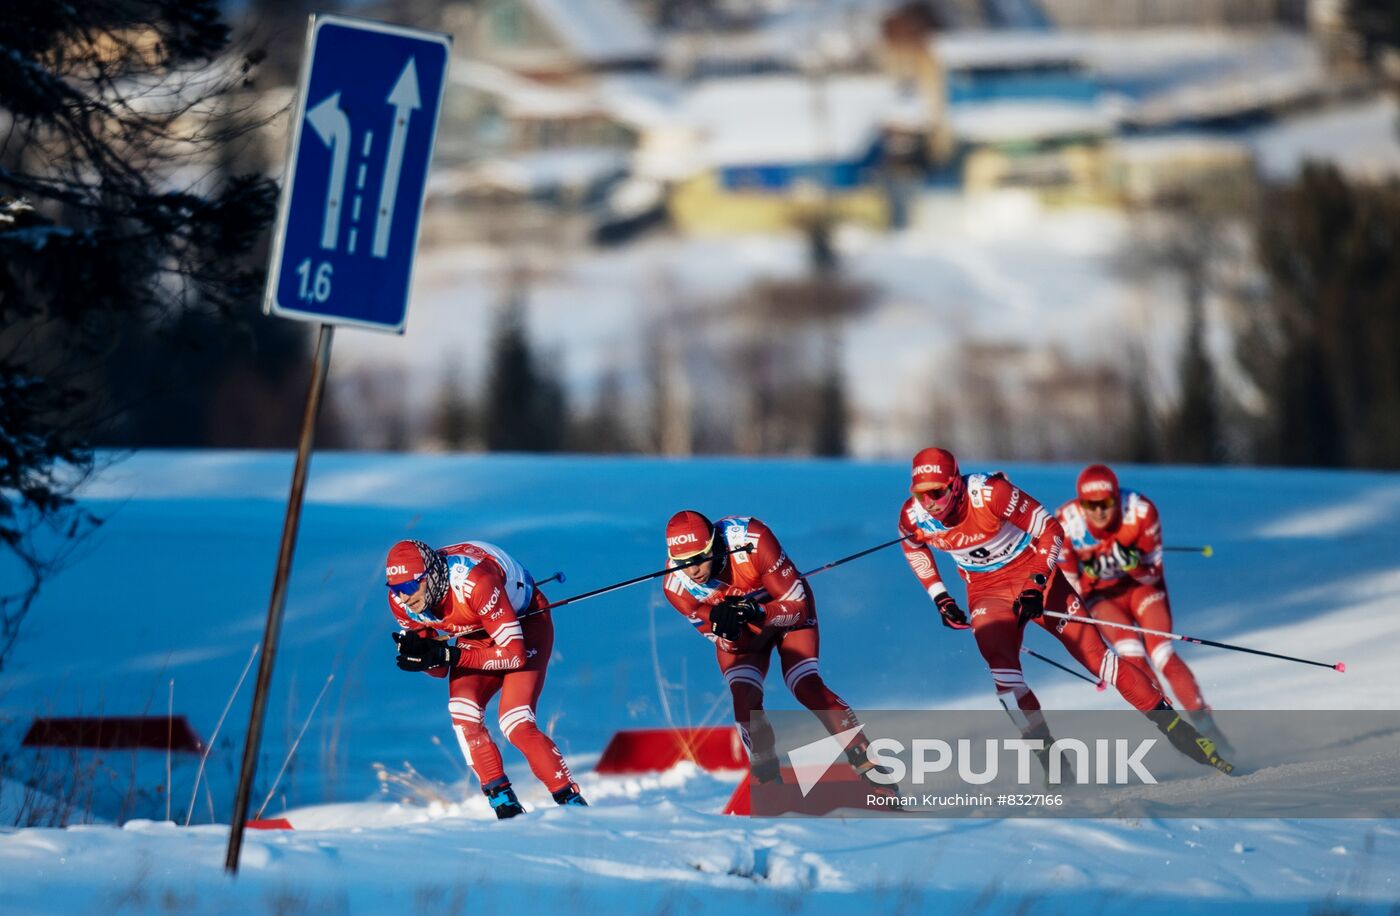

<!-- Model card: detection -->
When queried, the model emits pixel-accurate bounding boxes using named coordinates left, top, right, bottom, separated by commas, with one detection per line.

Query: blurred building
left=663, top=75, right=904, bottom=233
left=451, top=0, right=659, bottom=79
left=932, top=30, right=1106, bottom=200
left=427, top=0, right=669, bottom=245
left=1036, top=0, right=1308, bottom=29
left=1109, top=135, right=1255, bottom=206
left=417, top=0, right=1376, bottom=242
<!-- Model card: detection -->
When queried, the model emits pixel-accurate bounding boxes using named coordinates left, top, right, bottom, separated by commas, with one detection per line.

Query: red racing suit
left=899, top=473, right=1165, bottom=730
left=1056, top=493, right=1206, bottom=710
left=660, top=516, right=863, bottom=771
left=390, top=541, right=575, bottom=794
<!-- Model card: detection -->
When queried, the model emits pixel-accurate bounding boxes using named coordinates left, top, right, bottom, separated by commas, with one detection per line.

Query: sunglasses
left=916, top=485, right=951, bottom=502
left=387, top=576, right=424, bottom=596
left=1081, top=498, right=1116, bottom=512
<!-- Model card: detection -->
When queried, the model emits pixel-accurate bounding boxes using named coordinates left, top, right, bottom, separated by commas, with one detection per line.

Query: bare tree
left=0, top=1, right=279, bottom=667
left=572, top=366, right=637, bottom=454
left=1244, top=164, right=1400, bottom=467
left=1118, top=191, right=1251, bottom=465
left=430, top=365, right=478, bottom=451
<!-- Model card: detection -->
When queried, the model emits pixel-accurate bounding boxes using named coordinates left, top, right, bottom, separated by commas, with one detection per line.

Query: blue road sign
left=265, top=14, right=450, bottom=332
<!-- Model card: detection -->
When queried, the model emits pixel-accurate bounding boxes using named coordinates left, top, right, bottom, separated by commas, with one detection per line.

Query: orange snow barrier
left=246, top=818, right=293, bottom=830
left=595, top=727, right=746, bottom=775
left=22, top=716, right=204, bottom=753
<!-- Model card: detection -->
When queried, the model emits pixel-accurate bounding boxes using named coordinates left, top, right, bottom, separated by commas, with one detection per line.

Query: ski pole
left=1042, top=611, right=1345, bottom=672
left=1022, top=647, right=1105, bottom=690
left=445, top=545, right=754, bottom=640
left=536, top=571, right=566, bottom=586
left=448, top=536, right=910, bottom=641
left=737, top=534, right=912, bottom=602
left=1164, top=545, right=1213, bottom=557
left=794, top=535, right=912, bottom=581
left=542, top=546, right=751, bottom=611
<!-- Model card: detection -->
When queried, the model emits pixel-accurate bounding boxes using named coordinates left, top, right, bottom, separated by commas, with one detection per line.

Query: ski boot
left=483, top=777, right=525, bottom=819
left=1191, top=708, right=1236, bottom=757
left=1025, top=723, right=1075, bottom=786
left=752, top=753, right=782, bottom=785
left=1149, top=703, right=1235, bottom=775
left=847, top=741, right=903, bottom=809
left=552, top=783, right=589, bottom=807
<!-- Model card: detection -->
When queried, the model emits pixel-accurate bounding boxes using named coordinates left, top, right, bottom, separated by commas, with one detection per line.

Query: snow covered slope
left=1, top=452, right=1397, bottom=911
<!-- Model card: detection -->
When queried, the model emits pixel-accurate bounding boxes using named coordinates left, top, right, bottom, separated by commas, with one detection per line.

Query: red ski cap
left=385, top=539, right=433, bottom=585
left=910, top=447, right=959, bottom=493
left=666, top=510, right=715, bottom=560
left=1077, top=464, right=1120, bottom=505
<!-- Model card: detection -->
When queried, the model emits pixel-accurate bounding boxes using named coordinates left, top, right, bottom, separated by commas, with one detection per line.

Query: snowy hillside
left=1, top=452, right=1398, bottom=911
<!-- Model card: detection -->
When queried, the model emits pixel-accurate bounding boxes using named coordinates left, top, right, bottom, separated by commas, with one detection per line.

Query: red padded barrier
left=22, top=716, right=204, bottom=753
left=722, top=766, right=872, bottom=816
left=595, top=727, right=746, bottom=774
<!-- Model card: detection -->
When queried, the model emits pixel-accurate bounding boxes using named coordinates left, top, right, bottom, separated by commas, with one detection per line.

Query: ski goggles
left=668, top=533, right=716, bottom=563
left=913, top=483, right=952, bottom=503
left=1080, top=498, right=1116, bottom=512
left=387, top=575, right=425, bottom=596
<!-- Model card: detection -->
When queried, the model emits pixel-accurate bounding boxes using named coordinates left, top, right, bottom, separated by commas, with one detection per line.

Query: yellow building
left=669, top=172, right=889, bottom=235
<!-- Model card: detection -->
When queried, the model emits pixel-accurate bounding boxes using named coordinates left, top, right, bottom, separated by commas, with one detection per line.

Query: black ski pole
left=447, top=546, right=754, bottom=640
left=1021, top=647, right=1105, bottom=690
left=542, top=546, right=750, bottom=611
left=445, top=535, right=911, bottom=642
left=739, top=534, right=912, bottom=601
left=796, top=535, right=912, bottom=580
left=1042, top=611, right=1345, bottom=672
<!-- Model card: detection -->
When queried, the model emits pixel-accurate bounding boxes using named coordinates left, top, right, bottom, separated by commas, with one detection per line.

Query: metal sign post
left=226, top=13, right=449, bottom=874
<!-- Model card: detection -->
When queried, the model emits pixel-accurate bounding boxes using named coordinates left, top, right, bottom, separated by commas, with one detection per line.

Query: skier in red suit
left=386, top=539, right=587, bottom=818
left=1056, top=464, right=1230, bottom=749
left=660, top=511, right=878, bottom=785
left=897, top=447, right=1233, bottom=775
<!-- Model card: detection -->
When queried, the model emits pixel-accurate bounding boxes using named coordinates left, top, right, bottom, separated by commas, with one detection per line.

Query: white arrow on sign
left=372, top=58, right=421, bottom=259
left=306, top=92, right=352, bottom=251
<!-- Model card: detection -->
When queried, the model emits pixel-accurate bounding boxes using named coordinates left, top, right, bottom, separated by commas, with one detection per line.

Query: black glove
left=934, top=592, right=970, bottom=630
left=1013, top=575, right=1048, bottom=628
left=393, top=630, right=459, bottom=672
left=709, top=596, right=765, bottom=641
